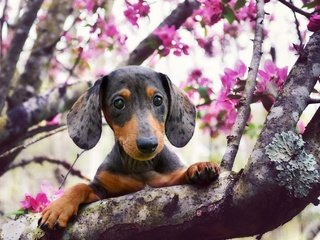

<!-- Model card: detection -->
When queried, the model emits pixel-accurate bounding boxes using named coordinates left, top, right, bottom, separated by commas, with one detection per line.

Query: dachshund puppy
left=40, top=66, right=220, bottom=229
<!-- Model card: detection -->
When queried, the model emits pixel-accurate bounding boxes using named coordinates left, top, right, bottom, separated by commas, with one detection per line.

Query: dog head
left=67, top=66, right=196, bottom=160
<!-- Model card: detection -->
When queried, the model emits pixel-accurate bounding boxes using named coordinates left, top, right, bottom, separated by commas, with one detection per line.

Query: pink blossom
left=297, top=121, right=305, bottom=134
left=154, top=25, right=189, bottom=57
left=223, top=23, right=240, bottom=38
left=46, top=114, right=61, bottom=126
left=196, top=36, right=214, bottom=56
left=200, top=93, right=237, bottom=137
left=220, top=60, right=246, bottom=91
left=197, top=61, right=247, bottom=136
left=73, top=0, right=96, bottom=12
left=40, top=180, right=64, bottom=201
left=307, top=14, right=320, bottom=32
left=82, top=16, right=128, bottom=60
left=20, top=181, right=64, bottom=213
left=181, top=68, right=214, bottom=104
left=256, top=59, right=288, bottom=95
left=124, top=0, right=150, bottom=26
left=20, top=193, right=49, bottom=213
left=236, top=0, right=256, bottom=21
left=193, top=0, right=222, bottom=26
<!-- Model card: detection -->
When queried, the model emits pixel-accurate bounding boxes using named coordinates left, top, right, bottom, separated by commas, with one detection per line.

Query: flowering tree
left=0, top=0, right=320, bottom=239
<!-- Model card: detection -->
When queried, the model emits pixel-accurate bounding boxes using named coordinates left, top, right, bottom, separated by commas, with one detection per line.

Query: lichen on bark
left=266, top=131, right=319, bottom=198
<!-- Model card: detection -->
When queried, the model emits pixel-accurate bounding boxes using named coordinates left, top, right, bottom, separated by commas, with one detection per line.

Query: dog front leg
left=40, top=183, right=99, bottom=229
left=147, top=162, right=220, bottom=188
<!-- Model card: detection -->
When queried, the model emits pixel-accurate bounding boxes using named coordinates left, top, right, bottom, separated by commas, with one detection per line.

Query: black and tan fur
left=40, top=66, right=220, bottom=229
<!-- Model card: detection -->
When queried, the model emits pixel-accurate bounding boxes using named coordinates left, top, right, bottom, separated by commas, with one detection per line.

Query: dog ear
left=67, top=79, right=103, bottom=149
left=160, top=73, right=196, bottom=147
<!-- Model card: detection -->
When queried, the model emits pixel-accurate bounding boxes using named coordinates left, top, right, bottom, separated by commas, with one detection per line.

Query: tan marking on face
left=118, top=88, right=131, bottom=100
left=97, top=171, right=144, bottom=197
left=112, top=115, right=141, bottom=159
left=146, top=86, right=156, bottom=98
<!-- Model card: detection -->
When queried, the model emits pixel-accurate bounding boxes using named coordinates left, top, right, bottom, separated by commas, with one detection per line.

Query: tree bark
left=0, top=0, right=44, bottom=113
left=8, top=0, right=73, bottom=109
left=0, top=82, right=92, bottom=175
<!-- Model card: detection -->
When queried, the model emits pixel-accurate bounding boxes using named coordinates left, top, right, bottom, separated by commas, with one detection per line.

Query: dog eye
left=113, top=98, right=125, bottom=110
left=153, top=95, right=163, bottom=106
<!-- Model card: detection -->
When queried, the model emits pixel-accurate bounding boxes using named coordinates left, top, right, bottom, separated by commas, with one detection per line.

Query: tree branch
left=0, top=0, right=44, bottom=113
left=0, top=81, right=92, bottom=176
left=8, top=0, right=73, bottom=109
left=220, top=0, right=265, bottom=170
left=121, top=0, right=200, bottom=66
left=277, top=0, right=311, bottom=18
left=0, top=126, right=67, bottom=160
left=7, top=156, right=90, bottom=182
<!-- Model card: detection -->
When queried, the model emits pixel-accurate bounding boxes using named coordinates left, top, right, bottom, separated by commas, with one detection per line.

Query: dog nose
left=136, top=137, right=158, bottom=154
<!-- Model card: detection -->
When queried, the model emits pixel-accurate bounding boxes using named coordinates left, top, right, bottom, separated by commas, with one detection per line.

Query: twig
left=59, top=150, right=86, bottom=189
left=26, top=124, right=64, bottom=139
left=0, top=126, right=67, bottom=159
left=290, top=0, right=303, bottom=45
left=277, top=0, right=311, bottom=18
left=7, top=156, right=90, bottom=181
left=63, top=46, right=83, bottom=86
left=220, top=0, right=265, bottom=171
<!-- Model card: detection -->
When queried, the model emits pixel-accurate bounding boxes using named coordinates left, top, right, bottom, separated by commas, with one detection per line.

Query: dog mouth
left=132, top=154, right=156, bottom=161
left=122, top=144, right=161, bottom=161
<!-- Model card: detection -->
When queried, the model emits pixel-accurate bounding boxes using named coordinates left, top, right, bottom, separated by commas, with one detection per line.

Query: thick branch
left=0, top=0, right=44, bottom=113
left=122, top=0, right=200, bottom=66
left=230, top=30, right=320, bottom=233
left=220, top=0, right=265, bottom=170
left=8, top=0, right=73, bottom=109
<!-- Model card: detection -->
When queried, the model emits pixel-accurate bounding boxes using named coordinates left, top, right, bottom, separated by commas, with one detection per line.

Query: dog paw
left=39, top=197, right=78, bottom=230
left=186, top=162, right=220, bottom=184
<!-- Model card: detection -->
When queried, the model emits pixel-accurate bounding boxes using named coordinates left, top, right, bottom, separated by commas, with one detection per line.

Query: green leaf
left=303, top=0, right=320, bottom=8
left=198, top=87, right=211, bottom=102
left=223, top=6, right=236, bottom=24
left=7, top=209, right=27, bottom=217
left=234, top=0, right=247, bottom=10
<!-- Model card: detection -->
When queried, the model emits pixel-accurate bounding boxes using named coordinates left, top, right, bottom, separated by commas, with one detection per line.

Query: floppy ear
left=160, top=73, right=196, bottom=147
left=67, top=79, right=103, bottom=150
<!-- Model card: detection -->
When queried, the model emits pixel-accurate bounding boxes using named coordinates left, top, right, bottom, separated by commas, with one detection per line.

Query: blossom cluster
left=183, top=59, right=288, bottom=137
left=154, top=25, right=189, bottom=57
left=124, top=0, right=150, bottom=26
left=307, top=14, right=320, bottom=32
left=20, top=181, right=63, bottom=213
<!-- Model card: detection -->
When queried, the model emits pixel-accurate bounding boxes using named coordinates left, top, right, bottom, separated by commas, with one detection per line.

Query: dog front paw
left=39, top=197, right=78, bottom=230
left=186, top=162, right=220, bottom=184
